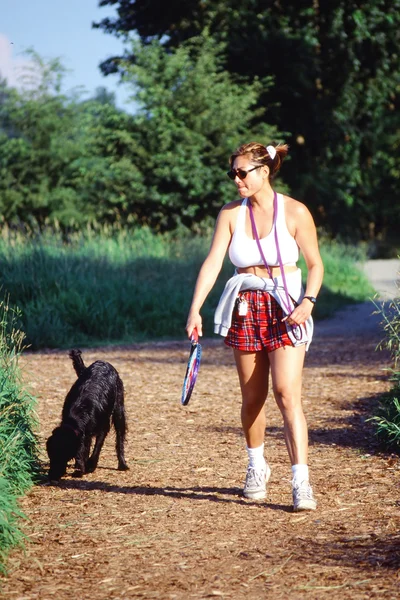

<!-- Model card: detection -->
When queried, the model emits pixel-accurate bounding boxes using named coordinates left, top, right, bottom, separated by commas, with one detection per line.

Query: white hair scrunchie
left=266, top=145, right=276, bottom=160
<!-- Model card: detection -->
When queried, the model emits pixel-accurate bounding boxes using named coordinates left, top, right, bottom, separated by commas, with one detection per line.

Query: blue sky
left=0, top=0, right=133, bottom=110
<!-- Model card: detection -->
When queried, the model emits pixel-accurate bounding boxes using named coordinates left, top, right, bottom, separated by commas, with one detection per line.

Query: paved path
left=316, top=258, right=399, bottom=339
left=362, top=258, right=400, bottom=301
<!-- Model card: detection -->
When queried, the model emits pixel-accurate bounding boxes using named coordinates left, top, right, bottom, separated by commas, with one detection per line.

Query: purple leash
left=248, top=192, right=304, bottom=341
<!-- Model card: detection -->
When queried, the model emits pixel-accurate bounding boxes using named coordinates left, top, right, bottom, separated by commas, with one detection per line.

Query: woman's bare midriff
left=237, top=265, right=298, bottom=277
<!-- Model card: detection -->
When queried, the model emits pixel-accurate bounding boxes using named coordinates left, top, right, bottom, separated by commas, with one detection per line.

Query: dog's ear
left=49, top=425, right=62, bottom=437
left=46, top=426, right=60, bottom=452
left=46, top=430, right=57, bottom=457
left=46, top=426, right=79, bottom=459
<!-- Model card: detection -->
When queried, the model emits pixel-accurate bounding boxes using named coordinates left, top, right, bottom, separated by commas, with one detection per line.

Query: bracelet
left=303, top=295, right=317, bottom=304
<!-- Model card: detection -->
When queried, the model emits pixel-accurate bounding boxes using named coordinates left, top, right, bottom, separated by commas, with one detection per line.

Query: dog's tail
left=69, top=349, right=86, bottom=376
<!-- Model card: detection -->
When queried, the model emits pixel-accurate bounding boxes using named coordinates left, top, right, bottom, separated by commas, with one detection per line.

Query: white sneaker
left=292, top=480, right=317, bottom=511
left=243, top=463, right=271, bottom=500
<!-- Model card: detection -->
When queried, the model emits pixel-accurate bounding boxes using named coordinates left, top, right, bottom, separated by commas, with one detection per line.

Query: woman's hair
left=229, top=142, right=289, bottom=180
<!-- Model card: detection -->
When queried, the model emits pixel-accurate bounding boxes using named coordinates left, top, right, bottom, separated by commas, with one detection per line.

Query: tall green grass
left=0, top=225, right=375, bottom=350
left=0, top=297, right=39, bottom=573
left=369, top=295, right=400, bottom=450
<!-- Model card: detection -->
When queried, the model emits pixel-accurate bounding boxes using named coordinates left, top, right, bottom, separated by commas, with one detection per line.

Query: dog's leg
left=86, top=426, right=109, bottom=473
left=113, top=383, right=129, bottom=471
left=73, top=435, right=90, bottom=476
left=83, top=435, right=91, bottom=470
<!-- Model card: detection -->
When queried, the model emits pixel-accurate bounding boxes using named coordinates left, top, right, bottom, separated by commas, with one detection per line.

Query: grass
left=0, top=224, right=376, bottom=350
left=368, top=295, right=400, bottom=451
left=0, top=297, right=40, bottom=573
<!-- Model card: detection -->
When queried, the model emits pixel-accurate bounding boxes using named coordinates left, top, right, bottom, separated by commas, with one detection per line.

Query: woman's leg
left=269, top=344, right=316, bottom=510
left=233, top=349, right=270, bottom=448
left=233, top=348, right=271, bottom=499
left=268, top=344, right=307, bottom=465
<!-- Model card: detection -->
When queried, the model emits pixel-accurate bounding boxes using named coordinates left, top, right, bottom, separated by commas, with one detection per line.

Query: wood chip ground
left=1, top=331, right=399, bottom=599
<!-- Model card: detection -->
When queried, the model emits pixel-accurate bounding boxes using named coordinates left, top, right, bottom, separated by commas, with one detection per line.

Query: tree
left=118, top=32, right=282, bottom=229
left=0, top=52, right=145, bottom=228
left=0, top=82, right=82, bottom=226
left=95, top=0, right=400, bottom=242
left=0, top=39, right=283, bottom=231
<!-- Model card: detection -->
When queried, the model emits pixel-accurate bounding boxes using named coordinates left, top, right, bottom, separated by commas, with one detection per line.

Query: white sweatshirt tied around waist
left=214, top=269, right=313, bottom=350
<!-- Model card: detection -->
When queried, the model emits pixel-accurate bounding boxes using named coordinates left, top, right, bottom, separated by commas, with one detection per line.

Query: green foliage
left=311, top=1, right=400, bottom=241
left=2, top=4, right=400, bottom=241
left=118, top=32, right=281, bottom=229
left=0, top=478, right=26, bottom=573
left=0, top=37, right=282, bottom=232
left=0, top=87, right=80, bottom=225
left=369, top=294, right=400, bottom=451
left=0, top=225, right=226, bottom=348
left=369, top=394, right=400, bottom=449
left=376, top=297, right=400, bottom=365
left=0, top=68, right=144, bottom=228
left=0, top=297, right=39, bottom=573
left=0, top=225, right=375, bottom=350
left=59, top=100, right=147, bottom=225
left=96, top=0, right=400, bottom=243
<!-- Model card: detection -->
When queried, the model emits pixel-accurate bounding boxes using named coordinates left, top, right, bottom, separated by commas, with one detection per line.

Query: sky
left=0, top=0, right=133, bottom=110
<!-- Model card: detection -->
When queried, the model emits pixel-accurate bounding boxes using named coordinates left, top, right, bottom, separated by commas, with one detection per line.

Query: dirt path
left=1, top=260, right=400, bottom=599
left=1, top=321, right=400, bottom=599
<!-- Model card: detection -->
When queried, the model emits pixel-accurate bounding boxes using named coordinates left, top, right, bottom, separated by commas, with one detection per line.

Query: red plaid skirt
left=224, top=290, right=294, bottom=352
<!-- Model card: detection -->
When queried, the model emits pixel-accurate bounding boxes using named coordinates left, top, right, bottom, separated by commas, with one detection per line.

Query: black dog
left=46, top=349, right=128, bottom=481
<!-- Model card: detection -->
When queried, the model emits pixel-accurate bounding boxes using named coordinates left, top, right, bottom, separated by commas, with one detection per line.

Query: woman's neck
left=249, top=186, right=275, bottom=209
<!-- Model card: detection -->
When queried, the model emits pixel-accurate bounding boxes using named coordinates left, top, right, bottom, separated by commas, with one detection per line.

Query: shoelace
left=293, top=480, right=314, bottom=499
left=246, top=467, right=266, bottom=487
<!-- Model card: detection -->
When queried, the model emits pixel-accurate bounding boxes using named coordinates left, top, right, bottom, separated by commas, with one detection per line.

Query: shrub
left=369, top=292, right=400, bottom=450
left=0, top=297, right=39, bottom=573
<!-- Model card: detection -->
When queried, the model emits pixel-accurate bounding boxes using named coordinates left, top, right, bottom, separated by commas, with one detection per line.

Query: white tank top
left=228, top=194, right=299, bottom=268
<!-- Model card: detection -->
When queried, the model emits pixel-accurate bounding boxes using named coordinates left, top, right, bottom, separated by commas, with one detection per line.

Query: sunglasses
left=226, top=165, right=262, bottom=180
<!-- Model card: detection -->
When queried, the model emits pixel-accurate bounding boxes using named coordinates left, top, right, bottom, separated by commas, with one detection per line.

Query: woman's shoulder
left=217, top=199, right=243, bottom=234
left=218, top=198, right=243, bottom=220
left=281, top=193, right=315, bottom=233
left=220, top=198, right=244, bottom=212
left=281, top=194, right=312, bottom=219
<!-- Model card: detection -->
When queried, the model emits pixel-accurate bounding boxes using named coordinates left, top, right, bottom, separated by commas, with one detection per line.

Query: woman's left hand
left=282, top=299, right=314, bottom=327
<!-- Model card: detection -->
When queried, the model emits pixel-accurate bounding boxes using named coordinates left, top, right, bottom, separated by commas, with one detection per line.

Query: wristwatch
left=303, top=295, right=317, bottom=304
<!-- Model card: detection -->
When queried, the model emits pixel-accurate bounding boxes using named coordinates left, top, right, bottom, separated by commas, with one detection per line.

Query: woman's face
left=231, top=155, right=267, bottom=197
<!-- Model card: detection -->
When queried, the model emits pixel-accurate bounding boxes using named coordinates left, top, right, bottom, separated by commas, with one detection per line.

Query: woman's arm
left=186, top=206, right=233, bottom=338
left=286, top=200, right=324, bottom=326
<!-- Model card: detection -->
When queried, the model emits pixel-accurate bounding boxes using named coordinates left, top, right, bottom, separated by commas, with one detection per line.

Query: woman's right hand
left=186, top=313, right=202, bottom=339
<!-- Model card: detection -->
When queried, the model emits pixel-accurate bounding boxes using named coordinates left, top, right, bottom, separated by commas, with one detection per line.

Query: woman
left=186, top=142, right=324, bottom=511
